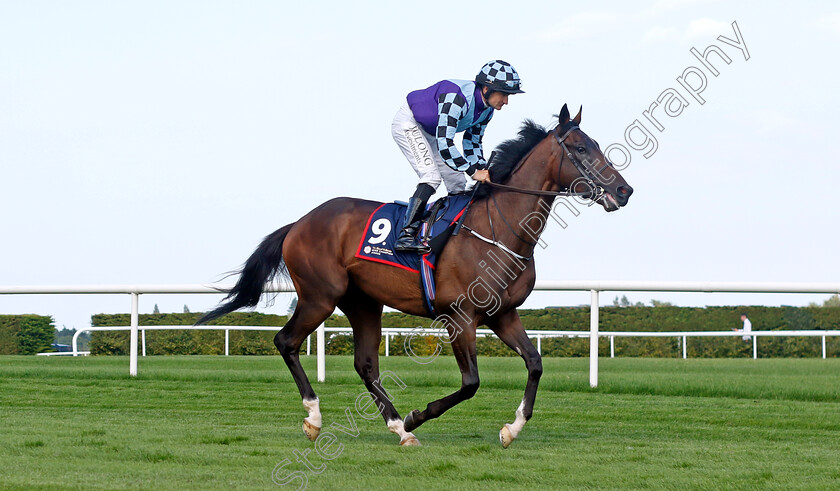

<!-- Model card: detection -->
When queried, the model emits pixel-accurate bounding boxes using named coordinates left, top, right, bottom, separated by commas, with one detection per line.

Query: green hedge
left=358, top=306, right=840, bottom=358
left=0, top=315, right=55, bottom=355
left=87, top=306, right=840, bottom=358
left=89, top=312, right=287, bottom=356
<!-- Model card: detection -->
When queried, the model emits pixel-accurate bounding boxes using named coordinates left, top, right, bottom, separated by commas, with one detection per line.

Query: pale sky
left=2, top=1, right=839, bottom=330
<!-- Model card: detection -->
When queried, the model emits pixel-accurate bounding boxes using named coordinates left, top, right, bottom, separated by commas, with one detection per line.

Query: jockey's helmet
left=475, top=60, right=524, bottom=94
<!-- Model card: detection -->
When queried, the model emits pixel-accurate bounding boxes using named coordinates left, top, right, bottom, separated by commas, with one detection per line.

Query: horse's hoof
left=500, top=424, right=514, bottom=449
left=404, top=410, right=421, bottom=432
left=400, top=435, right=421, bottom=446
left=303, top=418, right=321, bottom=442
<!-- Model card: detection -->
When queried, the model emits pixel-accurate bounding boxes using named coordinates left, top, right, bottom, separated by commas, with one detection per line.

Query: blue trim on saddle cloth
left=355, top=195, right=473, bottom=316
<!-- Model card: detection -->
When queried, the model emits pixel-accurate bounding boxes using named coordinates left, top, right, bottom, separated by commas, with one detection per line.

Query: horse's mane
left=476, top=119, right=549, bottom=199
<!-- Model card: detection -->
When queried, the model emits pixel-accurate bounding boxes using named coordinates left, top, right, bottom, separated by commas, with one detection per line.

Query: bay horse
left=197, top=104, right=633, bottom=448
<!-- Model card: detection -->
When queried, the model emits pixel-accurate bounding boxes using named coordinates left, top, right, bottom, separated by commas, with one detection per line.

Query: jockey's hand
left=471, top=169, right=491, bottom=183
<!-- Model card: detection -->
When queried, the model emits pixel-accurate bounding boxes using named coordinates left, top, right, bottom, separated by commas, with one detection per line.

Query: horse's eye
left=576, top=146, right=586, bottom=153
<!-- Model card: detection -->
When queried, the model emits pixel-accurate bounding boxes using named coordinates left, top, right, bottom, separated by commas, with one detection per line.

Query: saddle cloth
left=355, top=194, right=472, bottom=315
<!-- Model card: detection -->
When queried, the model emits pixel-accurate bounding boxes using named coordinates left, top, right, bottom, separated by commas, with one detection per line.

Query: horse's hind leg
left=274, top=296, right=338, bottom=442
left=486, top=309, right=542, bottom=448
left=338, top=290, right=420, bottom=446
left=403, top=321, right=479, bottom=432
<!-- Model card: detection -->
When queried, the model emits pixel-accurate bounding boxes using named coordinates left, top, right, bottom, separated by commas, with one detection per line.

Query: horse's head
left=553, top=104, right=633, bottom=212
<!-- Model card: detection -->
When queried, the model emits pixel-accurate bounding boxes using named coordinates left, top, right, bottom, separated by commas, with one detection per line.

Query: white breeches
left=391, top=102, right=468, bottom=194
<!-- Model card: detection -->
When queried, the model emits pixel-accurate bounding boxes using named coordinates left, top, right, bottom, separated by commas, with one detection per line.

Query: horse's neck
left=506, top=141, right=556, bottom=193
left=489, top=141, right=557, bottom=256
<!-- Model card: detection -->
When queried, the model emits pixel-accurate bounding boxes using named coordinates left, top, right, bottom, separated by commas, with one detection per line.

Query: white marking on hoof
left=500, top=424, right=514, bottom=449
left=303, top=418, right=321, bottom=441
left=400, top=435, right=421, bottom=446
left=388, top=419, right=420, bottom=446
left=302, top=398, right=322, bottom=441
left=500, top=400, right=528, bottom=448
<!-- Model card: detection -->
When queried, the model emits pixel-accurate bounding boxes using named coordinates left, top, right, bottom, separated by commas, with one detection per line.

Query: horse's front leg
left=403, top=324, right=478, bottom=432
left=486, top=309, right=542, bottom=448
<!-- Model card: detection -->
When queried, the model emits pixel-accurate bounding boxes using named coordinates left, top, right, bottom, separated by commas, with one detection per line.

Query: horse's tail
left=195, top=223, right=295, bottom=325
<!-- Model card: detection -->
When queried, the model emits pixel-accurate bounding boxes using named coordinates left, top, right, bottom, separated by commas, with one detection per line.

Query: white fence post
left=753, top=336, right=758, bottom=359
left=537, top=335, right=541, bottom=355
left=316, top=323, right=325, bottom=382
left=682, top=335, right=687, bottom=359
left=822, top=335, right=827, bottom=359
left=306, top=334, right=311, bottom=356
left=129, top=293, right=139, bottom=377
left=225, top=329, right=229, bottom=356
left=610, top=336, right=615, bottom=358
left=590, top=289, right=599, bottom=388
left=385, top=333, right=390, bottom=357
left=72, top=330, right=81, bottom=356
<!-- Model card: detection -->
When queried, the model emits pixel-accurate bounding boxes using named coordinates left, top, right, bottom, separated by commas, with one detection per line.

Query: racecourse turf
left=1, top=355, right=839, bottom=490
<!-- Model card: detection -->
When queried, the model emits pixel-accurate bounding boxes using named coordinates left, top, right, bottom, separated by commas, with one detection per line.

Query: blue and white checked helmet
left=475, top=60, right=524, bottom=94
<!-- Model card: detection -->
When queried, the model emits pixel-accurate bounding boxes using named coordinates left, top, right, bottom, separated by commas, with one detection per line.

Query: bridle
left=483, top=122, right=608, bottom=200
left=551, top=122, right=611, bottom=201
left=460, top=122, right=614, bottom=261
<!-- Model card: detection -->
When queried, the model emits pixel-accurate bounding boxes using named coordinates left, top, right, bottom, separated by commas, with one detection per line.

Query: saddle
left=355, top=193, right=473, bottom=315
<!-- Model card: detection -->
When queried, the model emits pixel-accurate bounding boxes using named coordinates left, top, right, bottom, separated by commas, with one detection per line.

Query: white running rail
left=3, top=281, right=840, bottom=385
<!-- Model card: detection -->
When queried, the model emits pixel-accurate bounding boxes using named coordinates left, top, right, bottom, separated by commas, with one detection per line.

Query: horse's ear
left=573, top=106, right=582, bottom=125
left=558, top=104, right=570, bottom=125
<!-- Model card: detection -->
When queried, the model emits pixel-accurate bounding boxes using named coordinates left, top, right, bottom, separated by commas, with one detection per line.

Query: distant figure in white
left=736, top=313, right=752, bottom=342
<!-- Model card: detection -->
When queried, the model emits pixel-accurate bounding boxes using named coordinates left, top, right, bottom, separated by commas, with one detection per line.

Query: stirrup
left=397, top=242, right=431, bottom=254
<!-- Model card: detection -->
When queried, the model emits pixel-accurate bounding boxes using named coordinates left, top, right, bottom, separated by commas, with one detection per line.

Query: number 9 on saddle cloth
left=355, top=194, right=473, bottom=316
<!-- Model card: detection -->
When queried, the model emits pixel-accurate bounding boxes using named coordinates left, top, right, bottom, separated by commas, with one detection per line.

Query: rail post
left=129, top=292, right=139, bottom=376
left=316, top=323, right=325, bottom=382
left=225, top=329, right=229, bottom=356
left=72, top=329, right=82, bottom=356
left=590, top=289, right=599, bottom=388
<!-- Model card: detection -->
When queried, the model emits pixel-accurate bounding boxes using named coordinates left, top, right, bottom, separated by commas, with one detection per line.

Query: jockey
left=392, top=60, right=524, bottom=253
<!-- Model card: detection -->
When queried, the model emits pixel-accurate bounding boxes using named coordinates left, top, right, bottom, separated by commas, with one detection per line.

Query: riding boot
left=394, top=197, right=430, bottom=254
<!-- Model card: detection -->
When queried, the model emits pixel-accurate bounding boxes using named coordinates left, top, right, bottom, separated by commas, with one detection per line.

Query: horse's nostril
left=617, top=186, right=633, bottom=197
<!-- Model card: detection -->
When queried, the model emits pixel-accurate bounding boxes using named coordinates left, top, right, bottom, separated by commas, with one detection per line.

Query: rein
left=483, top=181, right=590, bottom=197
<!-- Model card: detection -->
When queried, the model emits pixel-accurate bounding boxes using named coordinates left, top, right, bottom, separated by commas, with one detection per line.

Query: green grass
left=1, top=355, right=839, bottom=490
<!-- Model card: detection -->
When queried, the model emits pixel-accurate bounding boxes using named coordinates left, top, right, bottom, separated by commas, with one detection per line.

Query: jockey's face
left=483, top=88, right=510, bottom=110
